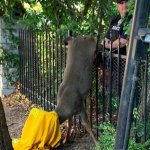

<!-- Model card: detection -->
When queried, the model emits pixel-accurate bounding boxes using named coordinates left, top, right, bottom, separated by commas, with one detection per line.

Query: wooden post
left=115, top=0, right=150, bottom=149
left=0, top=97, right=13, bottom=150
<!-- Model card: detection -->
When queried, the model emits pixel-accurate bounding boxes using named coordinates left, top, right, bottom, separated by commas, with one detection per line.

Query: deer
left=55, top=35, right=97, bottom=145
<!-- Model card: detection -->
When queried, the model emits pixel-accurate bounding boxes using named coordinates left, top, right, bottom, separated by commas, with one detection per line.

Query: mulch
left=2, top=91, right=94, bottom=150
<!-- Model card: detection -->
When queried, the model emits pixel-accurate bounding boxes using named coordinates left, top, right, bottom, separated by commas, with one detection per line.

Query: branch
left=82, top=0, right=92, bottom=17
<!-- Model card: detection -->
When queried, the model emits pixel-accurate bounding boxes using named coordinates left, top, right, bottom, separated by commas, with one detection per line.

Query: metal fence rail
left=19, top=30, right=66, bottom=111
left=18, top=29, right=150, bottom=141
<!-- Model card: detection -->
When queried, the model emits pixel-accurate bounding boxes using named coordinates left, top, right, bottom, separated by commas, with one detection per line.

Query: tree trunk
left=0, top=97, right=13, bottom=150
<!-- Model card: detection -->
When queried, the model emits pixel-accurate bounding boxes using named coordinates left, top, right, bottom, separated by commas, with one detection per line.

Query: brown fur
left=55, top=35, right=97, bottom=144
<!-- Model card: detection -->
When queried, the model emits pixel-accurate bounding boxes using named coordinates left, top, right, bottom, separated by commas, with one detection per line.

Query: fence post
left=115, top=0, right=150, bottom=149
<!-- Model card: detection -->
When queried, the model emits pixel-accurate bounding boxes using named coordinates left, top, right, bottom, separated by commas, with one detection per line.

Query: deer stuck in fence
left=55, top=35, right=97, bottom=144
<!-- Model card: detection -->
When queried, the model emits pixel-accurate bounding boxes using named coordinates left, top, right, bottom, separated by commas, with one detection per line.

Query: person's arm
left=105, top=37, right=128, bottom=49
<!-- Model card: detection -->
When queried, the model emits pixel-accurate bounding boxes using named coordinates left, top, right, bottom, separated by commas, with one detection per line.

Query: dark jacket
left=105, top=14, right=132, bottom=55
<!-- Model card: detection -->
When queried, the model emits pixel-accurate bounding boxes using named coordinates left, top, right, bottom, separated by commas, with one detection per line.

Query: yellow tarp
left=12, top=108, right=61, bottom=150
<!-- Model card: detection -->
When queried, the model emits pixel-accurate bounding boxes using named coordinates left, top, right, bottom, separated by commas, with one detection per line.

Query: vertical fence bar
left=38, top=31, right=41, bottom=105
left=43, top=32, right=45, bottom=108
left=33, top=31, right=36, bottom=103
left=144, top=54, right=148, bottom=141
left=20, top=29, right=23, bottom=93
left=49, top=32, right=52, bottom=110
left=35, top=31, right=38, bottom=104
left=18, top=30, right=22, bottom=93
left=117, top=36, right=121, bottom=98
left=30, top=30, right=33, bottom=101
left=22, top=30, right=25, bottom=95
left=28, top=30, right=34, bottom=102
left=26, top=30, right=28, bottom=97
left=60, top=35, right=63, bottom=82
left=26, top=30, right=28, bottom=98
left=109, top=32, right=113, bottom=121
left=23, top=30, right=26, bottom=94
left=21, top=30, right=23, bottom=93
left=25, top=30, right=27, bottom=96
left=56, top=32, right=59, bottom=93
left=45, top=31, right=49, bottom=110
left=52, top=33, right=56, bottom=109
left=25, top=30, right=28, bottom=98
left=31, top=30, right=33, bottom=101
left=95, top=36, right=99, bottom=139
left=36, top=31, right=38, bottom=101
left=102, top=40, right=106, bottom=121
left=39, top=31, right=43, bottom=106
left=47, top=31, right=50, bottom=111
left=34, top=31, right=37, bottom=103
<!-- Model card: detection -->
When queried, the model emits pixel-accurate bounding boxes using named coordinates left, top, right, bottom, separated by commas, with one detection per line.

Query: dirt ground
left=2, top=92, right=95, bottom=150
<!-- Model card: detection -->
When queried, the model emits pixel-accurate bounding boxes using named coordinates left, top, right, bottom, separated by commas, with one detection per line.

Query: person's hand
left=104, top=38, right=128, bottom=49
left=112, top=38, right=128, bottom=49
left=120, top=38, right=128, bottom=46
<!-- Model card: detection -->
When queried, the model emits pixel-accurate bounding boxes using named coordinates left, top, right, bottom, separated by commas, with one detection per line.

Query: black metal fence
left=18, top=29, right=150, bottom=140
left=19, top=30, right=65, bottom=110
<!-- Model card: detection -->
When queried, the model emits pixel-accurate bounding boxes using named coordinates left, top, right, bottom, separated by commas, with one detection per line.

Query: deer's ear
left=63, top=36, right=74, bottom=46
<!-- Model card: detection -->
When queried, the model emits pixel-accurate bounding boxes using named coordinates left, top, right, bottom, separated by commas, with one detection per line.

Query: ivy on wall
left=0, top=46, right=19, bottom=86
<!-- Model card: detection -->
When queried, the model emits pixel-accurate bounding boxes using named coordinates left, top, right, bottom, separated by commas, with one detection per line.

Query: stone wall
left=0, top=18, right=19, bottom=97
left=0, top=65, right=2, bottom=97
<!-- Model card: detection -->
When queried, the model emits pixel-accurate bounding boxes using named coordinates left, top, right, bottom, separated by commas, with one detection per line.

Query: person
left=105, top=0, right=132, bottom=55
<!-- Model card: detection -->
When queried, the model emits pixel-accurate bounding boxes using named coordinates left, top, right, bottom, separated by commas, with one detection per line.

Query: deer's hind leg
left=80, top=105, right=97, bottom=145
left=63, top=118, right=72, bottom=143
